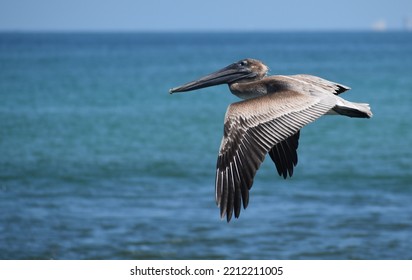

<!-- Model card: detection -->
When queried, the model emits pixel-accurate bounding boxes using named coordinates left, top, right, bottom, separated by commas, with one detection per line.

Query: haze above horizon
left=1, top=0, right=412, bottom=32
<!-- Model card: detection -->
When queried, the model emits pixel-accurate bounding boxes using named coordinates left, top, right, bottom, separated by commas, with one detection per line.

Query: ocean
left=1, top=32, right=411, bottom=259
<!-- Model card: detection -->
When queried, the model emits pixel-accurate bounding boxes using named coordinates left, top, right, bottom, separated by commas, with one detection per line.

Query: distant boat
left=170, top=58, right=372, bottom=221
left=372, top=20, right=387, bottom=32
left=404, top=17, right=412, bottom=31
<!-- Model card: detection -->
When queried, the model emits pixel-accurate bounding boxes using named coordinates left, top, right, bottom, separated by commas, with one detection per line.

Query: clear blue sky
left=1, top=0, right=411, bottom=31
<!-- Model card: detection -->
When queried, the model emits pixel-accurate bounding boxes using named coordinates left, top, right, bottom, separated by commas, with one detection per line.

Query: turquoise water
left=1, top=32, right=412, bottom=259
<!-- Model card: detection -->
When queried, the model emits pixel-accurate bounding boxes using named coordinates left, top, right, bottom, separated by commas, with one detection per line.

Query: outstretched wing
left=268, top=131, right=300, bottom=179
left=215, top=90, right=336, bottom=221
left=291, top=74, right=350, bottom=95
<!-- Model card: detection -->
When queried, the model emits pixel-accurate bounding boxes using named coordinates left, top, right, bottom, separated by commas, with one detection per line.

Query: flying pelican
left=169, top=58, right=372, bottom=222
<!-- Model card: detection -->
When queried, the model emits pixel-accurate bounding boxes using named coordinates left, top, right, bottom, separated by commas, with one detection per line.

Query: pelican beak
left=169, top=62, right=255, bottom=94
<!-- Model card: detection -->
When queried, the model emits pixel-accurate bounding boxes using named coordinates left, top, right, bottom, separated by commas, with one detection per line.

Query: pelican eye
left=239, top=60, right=248, bottom=66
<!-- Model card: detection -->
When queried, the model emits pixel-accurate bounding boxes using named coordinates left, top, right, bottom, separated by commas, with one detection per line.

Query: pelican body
left=170, top=59, right=372, bottom=222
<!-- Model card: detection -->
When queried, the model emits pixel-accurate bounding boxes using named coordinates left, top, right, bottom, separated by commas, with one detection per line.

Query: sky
left=0, top=0, right=411, bottom=31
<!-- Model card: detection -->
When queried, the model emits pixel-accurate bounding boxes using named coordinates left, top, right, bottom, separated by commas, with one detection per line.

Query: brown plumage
left=170, top=58, right=372, bottom=222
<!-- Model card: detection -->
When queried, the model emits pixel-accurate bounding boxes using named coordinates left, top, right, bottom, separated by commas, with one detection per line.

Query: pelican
left=169, top=58, right=372, bottom=222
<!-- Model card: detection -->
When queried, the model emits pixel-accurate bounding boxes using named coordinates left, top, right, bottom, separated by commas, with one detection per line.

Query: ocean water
left=1, top=32, right=412, bottom=260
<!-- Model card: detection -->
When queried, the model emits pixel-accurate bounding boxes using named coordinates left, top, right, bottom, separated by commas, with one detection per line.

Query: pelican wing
left=215, top=90, right=336, bottom=221
left=268, top=131, right=300, bottom=179
left=291, top=74, right=350, bottom=95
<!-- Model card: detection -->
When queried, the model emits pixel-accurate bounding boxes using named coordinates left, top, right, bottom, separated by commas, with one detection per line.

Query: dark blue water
left=1, top=32, right=412, bottom=259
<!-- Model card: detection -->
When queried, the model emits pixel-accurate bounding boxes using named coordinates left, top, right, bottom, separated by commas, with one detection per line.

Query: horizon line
left=0, top=28, right=411, bottom=33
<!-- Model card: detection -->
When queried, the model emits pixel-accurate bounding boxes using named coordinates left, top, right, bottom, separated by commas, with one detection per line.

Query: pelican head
left=169, top=58, right=268, bottom=94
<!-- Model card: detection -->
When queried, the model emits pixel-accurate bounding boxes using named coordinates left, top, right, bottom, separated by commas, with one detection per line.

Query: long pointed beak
left=169, top=63, right=254, bottom=94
